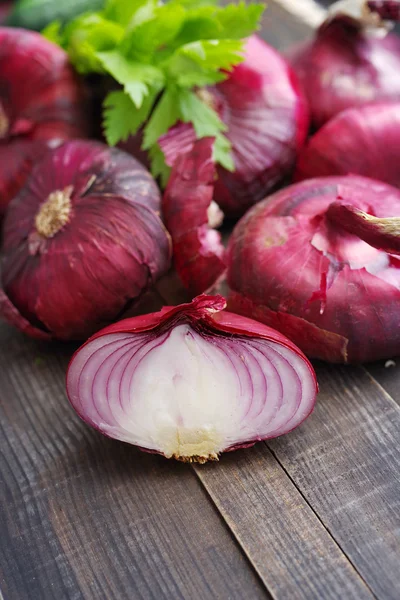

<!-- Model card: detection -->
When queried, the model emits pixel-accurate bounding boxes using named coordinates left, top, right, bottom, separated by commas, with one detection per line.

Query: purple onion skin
left=0, top=140, right=171, bottom=341
left=162, top=137, right=226, bottom=296
left=288, top=16, right=400, bottom=129
left=295, top=103, right=400, bottom=187
left=227, top=175, right=400, bottom=364
left=0, top=27, right=88, bottom=214
left=66, top=295, right=318, bottom=463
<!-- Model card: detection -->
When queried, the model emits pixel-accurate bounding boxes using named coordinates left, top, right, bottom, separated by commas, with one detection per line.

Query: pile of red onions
left=156, top=35, right=309, bottom=218
left=0, top=27, right=87, bottom=215
left=295, top=103, right=400, bottom=186
left=288, top=0, right=400, bottom=129
left=66, top=295, right=318, bottom=463
left=227, top=175, right=400, bottom=364
left=0, top=140, right=171, bottom=340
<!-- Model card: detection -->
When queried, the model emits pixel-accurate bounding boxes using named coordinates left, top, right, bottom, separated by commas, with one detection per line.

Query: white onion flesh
left=67, top=324, right=316, bottom=461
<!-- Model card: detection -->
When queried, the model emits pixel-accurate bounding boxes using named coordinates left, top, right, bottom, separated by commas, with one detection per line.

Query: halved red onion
left=0, top=27, right=88, bottom=214
left=66, top=295, right=318, bottom=463
left=162, top=137, right=226, bottom=296
left=295, top=103, right=400, bottom=187
left=227, top=175, right=400, bottom=364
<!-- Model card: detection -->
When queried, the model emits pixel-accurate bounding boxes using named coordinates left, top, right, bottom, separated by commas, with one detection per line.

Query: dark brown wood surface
left=1, top=2, right=400, bottom=599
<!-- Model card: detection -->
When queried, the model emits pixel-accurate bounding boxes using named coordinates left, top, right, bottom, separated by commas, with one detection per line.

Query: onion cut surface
left=66, top=295, right=317, bottom=463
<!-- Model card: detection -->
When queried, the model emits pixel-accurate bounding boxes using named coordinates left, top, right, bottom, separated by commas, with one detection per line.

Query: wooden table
left=1, top=3, right=400, bottom=599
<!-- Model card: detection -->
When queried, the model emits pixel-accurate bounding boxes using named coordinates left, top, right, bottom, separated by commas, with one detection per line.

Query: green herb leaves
left=44, top=0, right=265, bottom=181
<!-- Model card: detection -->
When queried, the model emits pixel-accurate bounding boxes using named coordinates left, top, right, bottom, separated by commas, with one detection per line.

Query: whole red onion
left=158, top=35, right=309, bottom=218
left=295, top=103, right=400, bottom=186
left=0, top=27, right=88, bottom=215
left=0, top=140, right=171, bottom=340
left=66, top=295, right=318, bottom=463
left=227, top=175, right=400, bottom=364
left=163, top=137, right=226, bottom=296
left=287, top=1, right=400, bottom=129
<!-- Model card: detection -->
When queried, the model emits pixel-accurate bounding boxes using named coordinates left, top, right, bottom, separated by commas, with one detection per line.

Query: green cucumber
left=6, top=0, right=106, bottom=31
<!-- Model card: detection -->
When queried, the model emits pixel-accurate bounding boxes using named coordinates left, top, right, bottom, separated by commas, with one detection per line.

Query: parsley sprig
left=44, top=0, right=265, bottom=184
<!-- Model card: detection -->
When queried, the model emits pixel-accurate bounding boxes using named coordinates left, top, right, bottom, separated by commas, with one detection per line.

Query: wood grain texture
left=0, top=322, right=268, bottom=600
left=268, top=364, right=400, bottom=600
left=195, top=446, right=373, bottom=600
left=366, top=361, right=400, bottom=406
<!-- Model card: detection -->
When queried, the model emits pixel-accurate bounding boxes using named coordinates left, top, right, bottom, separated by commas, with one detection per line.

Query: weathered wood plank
left=268, top=364, right=400, bottom=600
left=366, top=361, right=400, bottom=406
left=0, top=323, right=269, bottom=600
left=195, top=445, right=373, bottom=600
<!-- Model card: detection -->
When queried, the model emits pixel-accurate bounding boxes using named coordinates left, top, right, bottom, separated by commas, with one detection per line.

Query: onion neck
left=35, top=186, right=73, bottom=238
left=326, top=201, right=400, bottom=255
left=326, top=0, right=394, bottom=35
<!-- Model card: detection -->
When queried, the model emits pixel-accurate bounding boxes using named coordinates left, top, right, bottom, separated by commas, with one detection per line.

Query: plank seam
left=265, top=443, right=379, bottom=600
left=192, top=445, right=375, bottom=600
left=362, top=366, right=400, bottom=407
left=191, top=465, right=273, bottom=599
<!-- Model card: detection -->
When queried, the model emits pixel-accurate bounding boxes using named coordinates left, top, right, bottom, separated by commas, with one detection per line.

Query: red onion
left=227, top=175, right=400, bottom=364
left=162, top=137, right=226, bottom=296
left=367, top=1, right=400, bottom=20
left=295, top=103, right=400, bottom=186
left=0, top=27, right=88, bottom=215
left=0, top=140, right=171, bottom=340
left=157, top=35, right=309, bottom=218
left=288, top=1, right=400, bottom=129
left=66, top=295, right=318, bottom=463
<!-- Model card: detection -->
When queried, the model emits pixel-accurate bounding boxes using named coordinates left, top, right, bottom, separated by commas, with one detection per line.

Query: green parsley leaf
left=42, top=21, right=64, bottom=45
left=63, top=14, right=125, bottom=74
left=176, top=39, right=244, bottom=72
left=97, top=50, right=164, bottom=107
left=178, top=89, right=227, bottom=137
left=103, top=90, right=155, bottom=145
left=143, top=86, right=181, bottom=150
left=216, top=2, right=265, bottom=39
left=46, top=0, right=266, bottom=183
left=104, top=0, right=155, bottom=27
left=148, top=144, right=172, bottom=188
left=214, top=133, right=235, bottom=171
left=123, top=3, right=186, bottom=62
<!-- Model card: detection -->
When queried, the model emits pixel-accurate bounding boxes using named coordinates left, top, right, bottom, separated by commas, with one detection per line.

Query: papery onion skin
left=162, top=136, right=226, bottom=296
left=0, top=27, right=88, bottom=214
left=227, top=175, right=400, bottom=364
left=0, top=140, right=171, bottom=341
left=288, top=14, right=400, bottom=129
left=295, top=103, right=400, bottom=187
left=157, top=35, right=309, bottom=218
left=66, top=295, right=318, bottom=463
